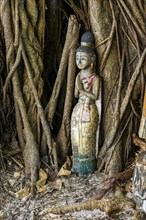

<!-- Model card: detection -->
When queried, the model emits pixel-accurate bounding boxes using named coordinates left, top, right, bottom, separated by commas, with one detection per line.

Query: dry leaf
left=50, top=178, right=65, bottom=190
left=58, top=156, right=72, bottom=177
left=125, top=181, right=132, bottom=192
left=37, top=185, right=47, bottom=193
left=14, top=171, right=21, bottom=178
left=14, top=169, right=48, bottom=197
left=39, top=168, right=48, bottom=180
left=36, top=169, right=48, bottom=191
left=15, top=186, right=30, bottom=198
left=58, top=169, right=71, bottom=177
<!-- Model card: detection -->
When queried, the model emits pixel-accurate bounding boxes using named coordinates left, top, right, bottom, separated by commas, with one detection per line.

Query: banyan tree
left=0, top=0, right=145, bottom=194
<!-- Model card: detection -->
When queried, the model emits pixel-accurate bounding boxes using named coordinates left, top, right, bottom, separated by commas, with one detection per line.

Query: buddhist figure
left=138, top=85, right=146, bottom=139
left=71, top=32, right=100, bottom=175
left=133, top=86, right=146, bottom=212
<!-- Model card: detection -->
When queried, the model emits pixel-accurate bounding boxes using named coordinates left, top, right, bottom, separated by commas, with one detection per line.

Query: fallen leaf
left=15, top=186, right=30, bottom=198
left=36, top=169, right=48, bottom=192
left=14, top=171, right=21, bottom=178
left=50, top=178, right=65, bottom=190
left=58, top=156, right=72, bottom=177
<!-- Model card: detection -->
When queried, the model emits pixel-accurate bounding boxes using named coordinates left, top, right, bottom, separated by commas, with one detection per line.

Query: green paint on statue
left=72, top=154, right=97, bottom=175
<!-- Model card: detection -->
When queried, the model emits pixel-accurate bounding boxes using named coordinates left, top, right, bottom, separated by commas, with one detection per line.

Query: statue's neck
left=80, top=67, right=92, bottom=78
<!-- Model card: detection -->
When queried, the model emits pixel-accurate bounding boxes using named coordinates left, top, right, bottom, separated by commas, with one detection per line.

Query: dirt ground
left=0, top=158, right=145, bottom=220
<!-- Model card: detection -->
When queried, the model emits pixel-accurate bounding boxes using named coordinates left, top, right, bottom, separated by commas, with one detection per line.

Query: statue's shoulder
left=76, top=71, right=81, bottom=78
left=92, top=73, right=101, bottom=82
left=76, top=72, right=81, bottom=80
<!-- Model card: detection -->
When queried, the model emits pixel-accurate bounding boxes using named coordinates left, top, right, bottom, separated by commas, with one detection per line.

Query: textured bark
left=21, top=43, right=54, bottom=161
left=1, top=0, right=40, bottom=195
left=36, top=0, right=45, bottom=53
left=41, top=15, right=79, bottom=161
left=14, top=101, right=25, bottom=149
left=88, top=0, right=122, bottom=174
left=132, top=133, right=146, bottom=151
left=92, top=167, right=134, bottom=200
left=57, top=46, right=77, bottom=161
left=88, top=0, right=145, bottom=174
left=47, top=15, right=79, bottom=124
left=19, top=0, right=44, bottom=143
left=0, top=19, right=5, bottom=142
left=0, top=144, right=6, bottom=170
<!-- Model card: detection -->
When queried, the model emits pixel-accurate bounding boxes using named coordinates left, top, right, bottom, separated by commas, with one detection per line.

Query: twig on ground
left=11, top=156, right=24, bottom=168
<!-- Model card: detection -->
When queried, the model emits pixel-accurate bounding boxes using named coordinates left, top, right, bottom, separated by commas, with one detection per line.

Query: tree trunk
left=88, top=0, right=122, bottom=174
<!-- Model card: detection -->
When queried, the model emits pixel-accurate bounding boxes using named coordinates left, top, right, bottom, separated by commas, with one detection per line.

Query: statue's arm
left=77, top=76, right=99, bottom=100
left=92, top=77, right=100, bottom=99
left=74, top=74, right=81, bottom=98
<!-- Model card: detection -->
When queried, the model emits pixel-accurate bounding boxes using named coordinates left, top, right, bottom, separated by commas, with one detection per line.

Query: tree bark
left=41, top=15, right=79, bottom=161
left=57, top=46, right=77, bottom=161
left=88, top=0, right=122, bottom=174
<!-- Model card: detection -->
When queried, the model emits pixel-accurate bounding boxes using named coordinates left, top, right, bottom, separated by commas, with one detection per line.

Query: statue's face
left=76, top=52, right=92, bottom=69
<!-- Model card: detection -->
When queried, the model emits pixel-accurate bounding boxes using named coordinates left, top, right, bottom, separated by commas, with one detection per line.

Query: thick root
left=39, top=195, right=135, bottom=216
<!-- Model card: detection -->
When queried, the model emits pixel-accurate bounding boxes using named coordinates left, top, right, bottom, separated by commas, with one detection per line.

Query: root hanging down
left=0, top=144, right=6, bottom=170
left=3, top=44, right=22, bottom=102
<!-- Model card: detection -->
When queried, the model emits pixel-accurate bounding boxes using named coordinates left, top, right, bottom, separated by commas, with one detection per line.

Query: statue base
left=72, top=154, right=97, bottom=175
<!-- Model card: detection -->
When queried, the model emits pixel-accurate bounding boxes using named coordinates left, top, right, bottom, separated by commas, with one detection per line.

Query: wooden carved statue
left=133, top=85, right=146, bottom=212
left=71, top=32, right=100, bottom=175
left=138, top=85, right=146, bottom=139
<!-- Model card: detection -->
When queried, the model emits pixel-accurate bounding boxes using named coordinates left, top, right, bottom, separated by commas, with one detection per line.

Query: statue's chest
left=80, top=74, right=95, bottom=91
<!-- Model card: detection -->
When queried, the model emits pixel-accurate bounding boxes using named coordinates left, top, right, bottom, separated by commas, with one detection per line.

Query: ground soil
left=0, top=157, right=144, bottom=220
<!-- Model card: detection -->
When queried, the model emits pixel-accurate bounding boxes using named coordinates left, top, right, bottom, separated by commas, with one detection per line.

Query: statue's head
left=76, top=32, right=96, bottom=70
left=76, top=32, right=95, bottom=56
